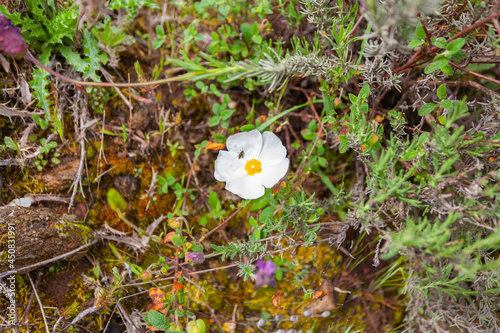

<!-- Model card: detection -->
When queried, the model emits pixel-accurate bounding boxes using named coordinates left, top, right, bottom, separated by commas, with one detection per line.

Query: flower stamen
left=245, top=159, right=262, bottom=176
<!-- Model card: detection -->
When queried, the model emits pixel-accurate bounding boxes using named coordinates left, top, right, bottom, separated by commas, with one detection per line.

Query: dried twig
left=2, top=238, right=100, bottom=276
left=68, top=90, right=87, bottom=211
left=28, top=274, right=50, bottom=333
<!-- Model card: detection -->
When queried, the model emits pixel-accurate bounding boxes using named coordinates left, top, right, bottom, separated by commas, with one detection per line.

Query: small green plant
left=34, top=138, right=60, bottom=170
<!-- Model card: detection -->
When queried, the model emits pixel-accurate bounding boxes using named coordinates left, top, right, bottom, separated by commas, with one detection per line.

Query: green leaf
left=339, top=141, right=348, bottom=153
left=191, top=244, right=204, bottom=252
left=107, top=188, right=127, bottom=211
left=401, top=150, right=418, bottom=161
left=187, top=319, right=206, bottom=333
left=441, top=64, right=452, bottom=75
left=358, top=84, right=370, bottom=101
left=240, top=124, right=256, bottom=132
left=409, top=40, right=425, bottom=48
left=252, top=35, right=262, bottom=44
left=221, top=109, right=234, bottom=120
left=416, top=25, right=426, bottom=39
left=440, top=100, right=453, bottom=111
left=4, top=137, right=17, bottom=150
left=424, top=58, right=448, bottom=74
left=30, top=68, right=51, bottom=127
left=57, top=45, right=88, bottom=73
left=349, top=93, right=357, bottom=104
left=156, top=24, right=164, bottom=37
left=321, top=91, right=334, bottom=117
left=82, top=30, right=101, bottom=81
left=438, top=116, right=447, bottom=125
left=418, top=103, right=437, bottom=116
left=147, top=310, right=168, bottom=330
left=248, top=216, right=259, bottom=228
left=171, top=235, right=183, bottom=247
left=240, top=23, right=252, bottom=42
left=451, top=50, right=467, bottom=62
left=433, top=37, right=447, bottom=49
left=446, top=38, right=465, bottom=53
left=208, top=191, right=221, bottom=213
left=249, top=191, right=270, bottom=211
left=436, top=84, right=447, bottom=100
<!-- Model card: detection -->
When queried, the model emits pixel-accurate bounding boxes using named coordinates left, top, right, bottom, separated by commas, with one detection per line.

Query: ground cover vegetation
left=0, top=0, right=499, bottom=332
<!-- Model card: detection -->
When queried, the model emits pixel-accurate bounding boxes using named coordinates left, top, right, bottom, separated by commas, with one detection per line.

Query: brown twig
left=404, top=126, right=500, bottom=145
left=393, top=12, right=500, bottom=73
left=419, top=16, right=434, bottom=49
left=11, top=239, right=99, bottom=275
left=449, top=61, right=500, bottom=85
left=28, top=274, right=50, bottom=333
left=430, top=80, right=500, bottom=98
left=199, top=206, right=244, bottom=242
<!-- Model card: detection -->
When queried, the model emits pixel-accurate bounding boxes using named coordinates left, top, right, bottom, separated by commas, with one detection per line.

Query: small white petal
left=254, top=158, right=289, bottom=188
left=258, top=131, right=287, bottom=167
left=214, top=151, right=246, bottom=182
left=226, top=129, right=262, bottom=160
left=226, top=175, right=266, bottom=199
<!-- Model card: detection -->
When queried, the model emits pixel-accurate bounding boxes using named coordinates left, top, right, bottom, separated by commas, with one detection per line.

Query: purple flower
left=0, top=15, right=26, bottom=58
left=186, top=252, right=205, bottom=264
left=254, top=259, right=276, bottom=288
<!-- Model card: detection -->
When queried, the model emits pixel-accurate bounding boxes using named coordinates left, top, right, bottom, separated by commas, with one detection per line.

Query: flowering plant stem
left=257, top=99, right=323, bottom=131
left=25, top=54, right=243, bottom=88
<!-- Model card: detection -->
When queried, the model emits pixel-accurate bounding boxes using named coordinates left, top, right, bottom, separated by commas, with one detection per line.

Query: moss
left=53, top=216, right=93, bottom=243
left=63, top=275, right=93, bottom=305
left=106, top=152, right=134, bottom=177
left=96, top=206, right=122, bottom=229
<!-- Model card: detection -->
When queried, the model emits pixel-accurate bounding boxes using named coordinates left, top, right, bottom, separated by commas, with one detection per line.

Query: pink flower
left=0, top=15, right=27, bottom=58
left=186, top=252, right=205, bottom=264
left=254, top=259, right=276, bottom=288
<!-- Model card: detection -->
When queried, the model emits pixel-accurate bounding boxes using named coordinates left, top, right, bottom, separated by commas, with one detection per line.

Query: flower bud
left=168, top=218, right=181, bottom=229
left=0, top=16, right=26, bottom=58
left=139, top=271, right=153, bottom=281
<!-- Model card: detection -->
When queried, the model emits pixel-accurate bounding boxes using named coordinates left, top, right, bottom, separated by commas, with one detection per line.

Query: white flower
left=214, top=130, right=289, bottom=199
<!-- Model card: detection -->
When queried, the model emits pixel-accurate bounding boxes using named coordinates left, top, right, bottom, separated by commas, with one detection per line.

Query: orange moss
left=96, top=205, right=122, bottom=229
left=106, top=151, right=134, bottom=177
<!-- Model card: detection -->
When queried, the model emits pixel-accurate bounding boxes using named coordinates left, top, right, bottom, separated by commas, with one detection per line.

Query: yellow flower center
left=245, top=159, right=262, bottom=176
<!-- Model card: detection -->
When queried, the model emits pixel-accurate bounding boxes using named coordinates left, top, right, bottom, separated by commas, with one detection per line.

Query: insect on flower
left=214, top=130, right=289, bottom=200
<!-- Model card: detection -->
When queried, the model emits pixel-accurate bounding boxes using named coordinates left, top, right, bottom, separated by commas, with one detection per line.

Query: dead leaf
left=314, top=290, right=327, bottom=300
left=271, top=290, right=284, bottom=310
left=147, top=287, right=168, bottom=314
left=173, top=281, right=185, bottom=290
left=303, top=280, right=336, bottom=314
left=162, top=231, right=176, bottom=244
left=205, top=142, right=226, bottom=151
left=222, top=322, right=236, bottom=333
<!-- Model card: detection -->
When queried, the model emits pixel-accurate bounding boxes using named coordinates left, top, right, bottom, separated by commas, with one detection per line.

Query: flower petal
left=254, top=158, right=289, bottom=188
left=214, top=151, right=246, bottom=182
left=263, top=261, right=276, bottom=275
left=258, top=131, right=288, bottom=167
left=226, top=130, right=262, bottom=160
left=225, top=175, right=266, bottom=200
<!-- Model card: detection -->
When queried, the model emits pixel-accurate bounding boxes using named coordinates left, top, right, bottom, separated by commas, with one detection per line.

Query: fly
left=238, top=150, right=245, bottom=159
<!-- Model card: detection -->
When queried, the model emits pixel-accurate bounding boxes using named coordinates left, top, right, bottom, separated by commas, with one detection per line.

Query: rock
left=0, top=206, right=93, bottom=273
left=38, top=156, right=80, bottom=190
left=302, top=279, right=336, bottom=314
left=113, top=175, right=139, bottom=197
